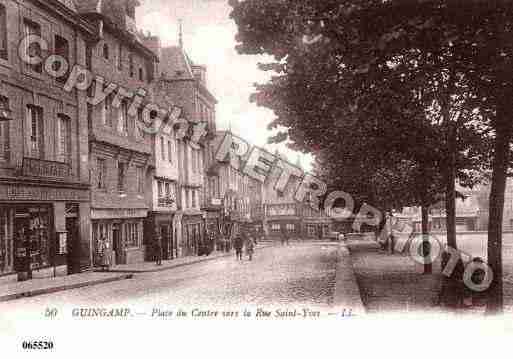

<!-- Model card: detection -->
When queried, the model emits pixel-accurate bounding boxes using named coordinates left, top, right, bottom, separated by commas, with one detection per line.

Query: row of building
left=0, top=0, right=334, bottom=282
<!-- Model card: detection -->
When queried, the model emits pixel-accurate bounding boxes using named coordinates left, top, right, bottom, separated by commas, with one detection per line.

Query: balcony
left=22, top=157, right=71, bottom=180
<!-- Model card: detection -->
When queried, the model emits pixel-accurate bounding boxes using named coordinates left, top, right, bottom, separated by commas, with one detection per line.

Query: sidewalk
left=0, top=272, right=133, bottom=302
left=332, top=244, right=367, bottom=316
left=103, top=243, right=274, bottom=273
left=346, top=240, right=443, bottom=314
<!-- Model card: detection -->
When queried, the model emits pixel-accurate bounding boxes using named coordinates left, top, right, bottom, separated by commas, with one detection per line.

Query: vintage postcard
left=0, top=0, right=513, bottom=356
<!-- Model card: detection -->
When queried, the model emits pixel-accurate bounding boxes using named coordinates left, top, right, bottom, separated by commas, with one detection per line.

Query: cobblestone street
left=0, top=243, right=339, bottom=314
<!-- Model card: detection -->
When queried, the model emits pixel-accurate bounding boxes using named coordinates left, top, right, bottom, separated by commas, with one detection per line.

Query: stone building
left=74, top=0, right=158, bottom=265
left=150, top=40, right=218, bottom=257
left=0, top=0, right=94, bottom=280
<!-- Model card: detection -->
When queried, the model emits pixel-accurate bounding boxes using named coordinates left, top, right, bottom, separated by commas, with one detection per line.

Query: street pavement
left=0, top=243, right=340, bottom=316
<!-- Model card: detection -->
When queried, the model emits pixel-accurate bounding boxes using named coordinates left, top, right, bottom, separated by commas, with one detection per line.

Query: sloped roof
left=57, top=0, right=78, bottom=11
left=73, top=0, right=101, bottom=13
left=160, top=46, right=194, bottom=81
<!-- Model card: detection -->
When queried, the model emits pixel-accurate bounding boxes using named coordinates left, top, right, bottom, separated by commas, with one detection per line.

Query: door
left=113, top=225, right=123, bottom=265
left=160, top=225, right=169, bottom=260
left=66, top=217, right=80, bottom=274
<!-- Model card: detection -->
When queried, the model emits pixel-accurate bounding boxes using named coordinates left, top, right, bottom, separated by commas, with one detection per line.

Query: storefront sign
left=91, top=208, right=148, bottom=220
left=1, top=185, right=89, bottom=202
left=22, top=157, right=71, bottom=179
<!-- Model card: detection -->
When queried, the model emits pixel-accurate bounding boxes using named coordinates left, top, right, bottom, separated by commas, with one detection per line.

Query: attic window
left=103, top=43, right=109, bottom=60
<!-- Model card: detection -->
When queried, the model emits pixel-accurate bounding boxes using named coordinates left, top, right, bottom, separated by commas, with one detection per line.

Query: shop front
left=181, top=213, right=205, bottom=257
left=145, top=212, right=176, bottom=261
left=0, top=183, right=90, bottom=281
left=91, top=208, right=147, bottom=266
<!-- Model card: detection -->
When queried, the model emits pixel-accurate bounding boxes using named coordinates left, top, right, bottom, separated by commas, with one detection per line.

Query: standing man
left=154, top=233, right=163, bottom=266
left=234, top=232, right=244, bottom=261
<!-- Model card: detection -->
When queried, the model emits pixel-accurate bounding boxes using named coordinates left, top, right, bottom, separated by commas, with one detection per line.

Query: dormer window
left=103, top=44, right=109, bottom=60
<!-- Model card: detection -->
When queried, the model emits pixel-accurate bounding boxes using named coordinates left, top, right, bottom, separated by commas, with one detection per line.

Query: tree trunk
left=486, top=116, right=511, bottom=315
left=445, top=127, right=457, bottom=252
left=421, top=204, right=432, bottom=274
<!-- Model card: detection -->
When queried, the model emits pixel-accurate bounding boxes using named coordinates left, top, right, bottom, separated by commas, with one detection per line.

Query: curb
left=0, top=274, right=133, bottom=303
left=103, top=244, right=275, bottom=274
left=332, top=244, right=367, bottom=315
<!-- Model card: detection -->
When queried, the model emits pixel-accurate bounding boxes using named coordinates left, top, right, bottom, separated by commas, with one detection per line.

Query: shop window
left=97, top=158, right=106, bottom=189
left=126, top=223, right=139, bottom=248
left=0, top=4, right=7, bottom=60
left=27, top=105, right=43, bottom=159
left=0, top=209, right=12, bottom=273
left=23, top=19, right=42, bottom=73
left=57, top=114, right=71, bottom=163
left=14, top=206, right=51, bottom=270
left=54, top=35, right=69, bottom=83
left=118, top=162, right=126, bottom=192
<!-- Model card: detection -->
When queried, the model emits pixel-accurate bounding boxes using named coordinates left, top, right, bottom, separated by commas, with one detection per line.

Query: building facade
left=76, top=0, right=158, bottom=266
left=0, top=0, right=94, bottom=280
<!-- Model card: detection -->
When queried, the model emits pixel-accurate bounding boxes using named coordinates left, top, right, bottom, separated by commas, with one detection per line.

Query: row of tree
left=229, top=0, right=513, bottom=313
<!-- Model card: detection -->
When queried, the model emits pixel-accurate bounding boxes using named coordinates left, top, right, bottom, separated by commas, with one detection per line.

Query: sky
left=136, top=0, right=313, bottom=171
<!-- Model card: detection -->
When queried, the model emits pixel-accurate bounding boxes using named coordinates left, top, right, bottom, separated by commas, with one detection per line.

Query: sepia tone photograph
left=1, top=0, right=513, bottom=356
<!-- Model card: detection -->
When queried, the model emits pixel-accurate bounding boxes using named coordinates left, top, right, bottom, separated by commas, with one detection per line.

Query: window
left=168, top=140, right=172, bottom=163
left=0, top=96, right=9, bottom=161
left=57, top=114, right=71, bottom=163
left=165, top=182, right=170, bottom=197
left=102, top=93, right=112, bottom=126
left=117, top=44, right=122, bottom=70
left=192, top=190, right=196, bottom=208
left=118, top=162, right=126, bottom=192
left=54, top=35, right=69, bottom=83
left=136, top=166, right=144, bottom=193
left=0, top=5, right=7, bottom=60
left=139, top=68, right=144, bottom=82
left=103, top=43, right=109, bottom=60
left=271, top=224, right=280, bottom=231
left=287, top=224, right=295, bottom=231
left=27, top=105, right=43, bottom=158
left=125, top=223, right=139, bottom=248
left=97, top=158, right=106, bottom=189
left=161, top=136, right=165, bottom=161
left=24, top=19, right=42, bottom=73
left=118, top=101, right=128, bottom=134
left=129, top=53, right=134, bottom=77
left=191, top=149, right=197, bottom=173
left=158, top=181, right=163, bottom=198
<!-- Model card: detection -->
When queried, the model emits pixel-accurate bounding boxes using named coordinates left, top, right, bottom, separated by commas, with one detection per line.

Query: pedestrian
left=98, top=236, right=110, bottom=271
left=233, top=232, right=244, bottom=261
left=245, top=236, right=255, bottom=261
left=154, top=233, right=163, bottom=265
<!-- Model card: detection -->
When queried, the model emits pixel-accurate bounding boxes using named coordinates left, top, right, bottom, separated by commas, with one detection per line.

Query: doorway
left=66, top=217, right=80, bottom=274
left=113, top=225, right=123, bottom=265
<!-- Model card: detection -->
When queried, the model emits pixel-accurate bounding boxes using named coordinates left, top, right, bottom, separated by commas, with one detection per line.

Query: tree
left=230, top=0, right=506, bottom=310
